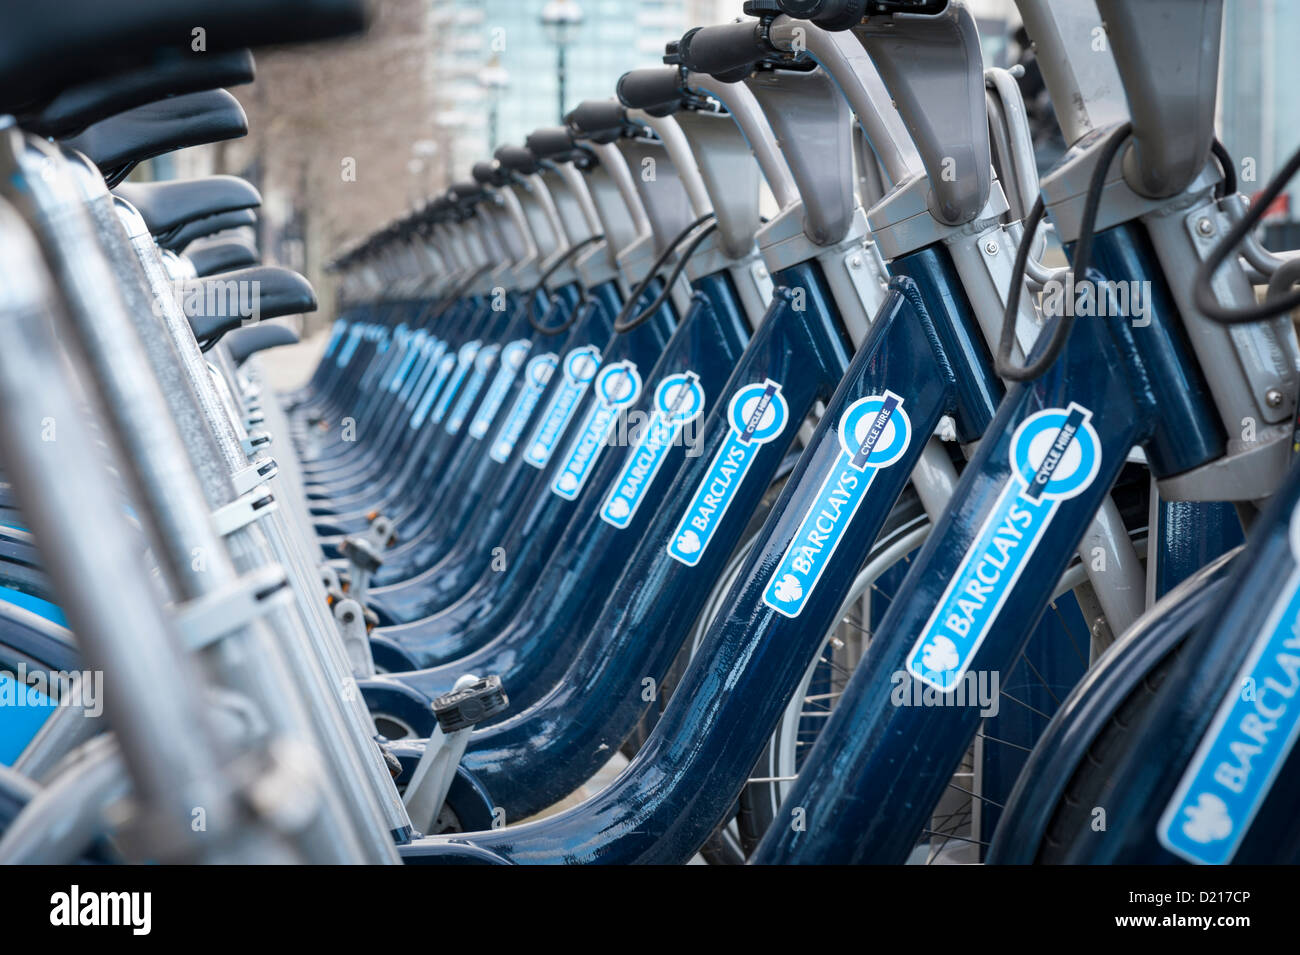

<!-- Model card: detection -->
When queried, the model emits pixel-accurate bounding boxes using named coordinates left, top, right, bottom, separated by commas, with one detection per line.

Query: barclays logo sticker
left=524, top=345, right=601, bottom=469
left=1158, top=505, right=1300, bottom=865
left=409, top=350, right=456, bottom=430
left=446, top=343, right=500, bottom=435
left=600, top=371, right=705, bottom=529
left=430, top=340, right=480, bottom=424
left=491, top=352, right=557, bottom=463
left=470, top=339, right=530, bottom=440
left=551, top=360, right=642, bottom=500
left=906, top=402, right=1100, bottom=691
left=763, top=391, right=911, bottom=618
left=668, top=379, right=788, bottom=567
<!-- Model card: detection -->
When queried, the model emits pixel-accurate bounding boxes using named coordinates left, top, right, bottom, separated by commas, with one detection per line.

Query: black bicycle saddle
left=21, top=49, right=256, bottom=139
left=62, top=90, right=248, bottom=182
left=185, top=266, right=316, bottom=342
left=114, top=176, right=262, bottom=237
left=224, top=322, right=301, bottom=364
left=184, top=236, right=261, bottom=276
left=162, top=210, right=258, bottom=252
left=0, top=1, right=366, bottom=112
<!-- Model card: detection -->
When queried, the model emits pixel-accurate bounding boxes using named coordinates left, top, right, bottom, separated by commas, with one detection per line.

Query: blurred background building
left=141, top=0, right=1300, bottom=331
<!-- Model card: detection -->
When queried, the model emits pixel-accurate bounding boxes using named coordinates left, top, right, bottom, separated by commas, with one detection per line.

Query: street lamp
left=478, top=60, right=510, bottom=150
left=540, top=0, right=583, bottom=122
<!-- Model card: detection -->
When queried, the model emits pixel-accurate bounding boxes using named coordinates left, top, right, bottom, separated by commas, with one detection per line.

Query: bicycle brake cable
left=1194, top=139, right=1300, bottom=325
left=616, top=218, right=718, bottom=333
left=996, top=121, right=1132, bottom=382
left=527, top=233, right=604, bottom=333
left=613, top=212, right=716, bottom=334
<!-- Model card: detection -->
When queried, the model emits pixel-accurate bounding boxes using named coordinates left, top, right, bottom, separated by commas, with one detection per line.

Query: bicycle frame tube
left=755, top=221, right=1226, bottom=864
left=365, top=285, right=624, bottom=624
left=400, top=244, right=992, bottom=839
left=377, top=268, right=751, bottom=705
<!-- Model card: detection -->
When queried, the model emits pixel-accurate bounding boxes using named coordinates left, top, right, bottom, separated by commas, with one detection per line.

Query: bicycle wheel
left=984, top=548, right=1239, bottom=863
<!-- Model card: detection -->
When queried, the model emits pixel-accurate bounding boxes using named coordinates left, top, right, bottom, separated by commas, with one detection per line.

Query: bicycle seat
left=21, top=49, right=256, bottom=138
left=224, top=322, right=301, bottom=364
left=0, top=1, right=366, bottom=112
left=185, top=266, right=316, bottom=341
left=162, top=209, right=259, bottom=251
left=114, top=176, right=262, bottom=237
left=184, top=236, right=261, bottom=276
left=62, top=90, right=248, bottom=178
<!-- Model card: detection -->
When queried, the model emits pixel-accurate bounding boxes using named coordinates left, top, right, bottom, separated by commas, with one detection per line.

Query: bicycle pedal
left=432, top=675, right=509, bottom=733
left=339, top=535, right=383, bottom=573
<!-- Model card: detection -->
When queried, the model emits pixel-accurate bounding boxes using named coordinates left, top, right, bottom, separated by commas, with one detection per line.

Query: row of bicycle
left=3, top=0, right=1299, bottom=864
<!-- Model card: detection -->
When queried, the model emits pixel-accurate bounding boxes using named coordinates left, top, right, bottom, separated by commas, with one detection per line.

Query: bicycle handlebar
left=677, top=22, right=770, bottom=79
left=525, top=126, right=578, bottom=161
left=616, top=67, right=686, bottom=117
left=565, top=100, right=628, bottom=143
left=494, top=144, right=540, bottom=176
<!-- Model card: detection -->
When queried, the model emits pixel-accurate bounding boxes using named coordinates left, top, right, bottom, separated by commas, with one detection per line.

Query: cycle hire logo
left=524, top=344, right=601, bottom=469
left=551, top=360, right=642, bottom=500
left=763, top=391, right=912, bottom=618
left=470, top=339, right=530, bottom=440
left=601, top=371, right=705, bottom=529
left=907, top=402, right=1100, bottom=691
left=408, top=348, right=456, bottom=430
left=669, top=379, right=789, bottom=567
left=1158, top=505, right=1300, bottom=865
left=491, top=351, right=557, bottom=463
left=430, top=340, right=480, bottom=425
left=446, top=342, right=501, bottom=435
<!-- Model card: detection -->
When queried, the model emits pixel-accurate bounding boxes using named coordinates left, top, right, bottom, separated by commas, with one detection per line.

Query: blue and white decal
left=409, top=350, right=456, bottom=429
left=600, top=372, right=705, bottom=529
left=430, top=340, right=480, bottom=425
left=907, top=402, right=1100, bottom=690
left=387, top=332, right=420, bottom=392
left=1158, top=506, right=1300, bottom=865
left=551, top=360, right=642, bottom=500
left=404, top=340, right=445, bottom=405
left=524, top=345, right=601, bottom=469
left=668, top=380, right=789, bottom=566
left=763, top=391, right=912, bottom=618
left=491, top=352, right=557, bottom=463
left=335, top=325, right=363, bottom=367
left=446, top=343, right=500, bottom=435
left=469, top=339, right=530, bottom=440
left=322, top=322, right=346, bottom=359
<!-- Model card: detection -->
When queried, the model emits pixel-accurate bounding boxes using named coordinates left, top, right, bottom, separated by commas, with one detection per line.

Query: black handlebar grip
left=448, top=180, right=484, bottom=201
left=616, top=67, right=685, bottom=117
left=677, top=21, right=769, bottom=78
left=776, top=0, right=942, bottom=31
left=525, top=126, right=577, bottom=160
left=471, top=159, right=508, bottom=187
left=494, top=144, right=539, bottom=175
left=565, top=99, right=627, bottom=143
